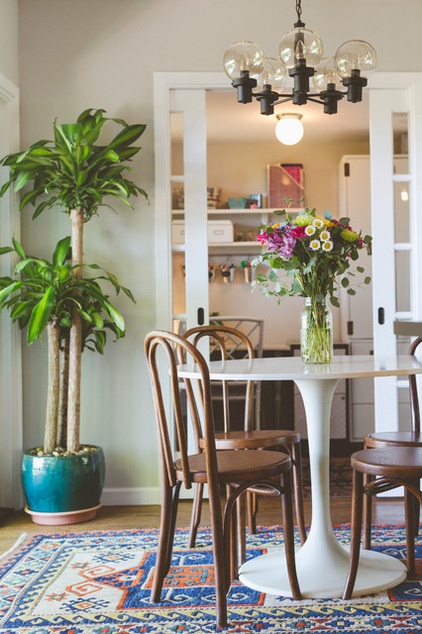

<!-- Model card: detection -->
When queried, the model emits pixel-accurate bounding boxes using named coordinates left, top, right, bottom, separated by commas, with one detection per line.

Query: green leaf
left=103, top=301, right=125, bottom=331
left=52, top=236, right=71, bottom=267
left=107, top=124, right=146, bottom=153
left=27, top=286, right=56, bottom=343
left=0, top=281, right=20, bottom=307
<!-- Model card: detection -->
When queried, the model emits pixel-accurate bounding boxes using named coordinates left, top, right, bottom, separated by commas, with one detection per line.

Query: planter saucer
left=24, top=503, right=102, bottom=526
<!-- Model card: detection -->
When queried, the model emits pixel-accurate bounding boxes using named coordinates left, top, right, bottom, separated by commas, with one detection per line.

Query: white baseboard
left=101, top=487, right=160, bottom=506
left=101, top=486, right=197, bottom=506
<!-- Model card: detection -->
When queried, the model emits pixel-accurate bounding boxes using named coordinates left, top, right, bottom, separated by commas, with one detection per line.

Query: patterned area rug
left=1, top=524, right=421, bottom=633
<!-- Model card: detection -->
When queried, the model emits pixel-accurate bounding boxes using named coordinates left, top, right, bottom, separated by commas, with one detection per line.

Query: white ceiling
left=205, top=89, right=370, bottom=145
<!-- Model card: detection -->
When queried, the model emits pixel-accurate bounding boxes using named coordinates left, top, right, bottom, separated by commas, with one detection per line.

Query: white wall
left=14, top=0, right=422, bottom=504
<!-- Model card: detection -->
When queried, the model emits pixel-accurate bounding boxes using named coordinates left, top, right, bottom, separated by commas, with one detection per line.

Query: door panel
left=369, top=82, right=422, bottom=431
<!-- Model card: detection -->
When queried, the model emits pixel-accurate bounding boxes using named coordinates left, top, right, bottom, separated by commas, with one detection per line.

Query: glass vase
left=300, top=297, right=333, bottom=364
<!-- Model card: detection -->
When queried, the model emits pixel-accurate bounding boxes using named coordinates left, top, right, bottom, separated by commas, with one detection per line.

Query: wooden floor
left=0, top=497, right=406, bottom=555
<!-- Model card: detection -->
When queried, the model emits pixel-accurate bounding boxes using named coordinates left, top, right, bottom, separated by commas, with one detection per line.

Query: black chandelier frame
left=230, top=0, right=370, bottom=116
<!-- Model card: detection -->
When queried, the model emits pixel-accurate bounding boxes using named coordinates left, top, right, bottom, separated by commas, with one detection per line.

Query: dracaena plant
left=0, top=108, right=148, bottom=454
left=0, top=236, right=134, bottom=453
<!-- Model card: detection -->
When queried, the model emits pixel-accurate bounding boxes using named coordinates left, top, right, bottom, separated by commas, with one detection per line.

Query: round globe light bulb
left=256, top=57, right=287, bottom=92
left=223, top=41, right=265, bottom=80
left=279, top=27, right=323, bottom=69
left=275, top=114, right=304, bottom=145
left=334, top=40, right=377, bottom=79
left=312, top=57, right=342, bottom=92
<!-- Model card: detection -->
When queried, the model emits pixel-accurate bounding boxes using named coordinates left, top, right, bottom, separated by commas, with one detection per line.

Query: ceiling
left=205, top=89, right=370, bottom=145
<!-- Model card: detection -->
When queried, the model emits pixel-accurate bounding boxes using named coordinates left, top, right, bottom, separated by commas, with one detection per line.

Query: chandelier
left=223, top=0, right=377, bottom=116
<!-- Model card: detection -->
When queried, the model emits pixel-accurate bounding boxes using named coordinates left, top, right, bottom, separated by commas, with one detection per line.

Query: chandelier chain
left=295, top=0, right=305, bottom=27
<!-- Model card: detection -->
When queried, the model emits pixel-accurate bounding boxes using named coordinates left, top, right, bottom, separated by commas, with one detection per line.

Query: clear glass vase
left=300, top=297, right=333, bottom=364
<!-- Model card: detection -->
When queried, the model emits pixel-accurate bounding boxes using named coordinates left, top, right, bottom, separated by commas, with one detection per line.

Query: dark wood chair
left=363, top=336, right=422, bottom=547
left=343, top=446, right=422, bottom=599
left=183, top=324, right=307, bottom=548
left=144, top=330, right=302, bottom=629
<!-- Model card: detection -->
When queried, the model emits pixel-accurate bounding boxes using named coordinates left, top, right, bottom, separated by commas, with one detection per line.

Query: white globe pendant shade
left=275, top=114, right=304, bottom=145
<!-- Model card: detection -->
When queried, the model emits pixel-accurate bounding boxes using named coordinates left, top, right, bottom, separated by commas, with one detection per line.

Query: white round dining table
left=179, top=354, right=422, bottom=599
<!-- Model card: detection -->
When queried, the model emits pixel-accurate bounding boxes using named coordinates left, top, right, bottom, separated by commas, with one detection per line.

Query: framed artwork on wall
left=267, top=163, right=304, bottom=208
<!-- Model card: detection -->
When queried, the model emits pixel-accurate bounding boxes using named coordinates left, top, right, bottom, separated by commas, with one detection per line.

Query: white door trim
left=0, top=72, right=21, bottom=509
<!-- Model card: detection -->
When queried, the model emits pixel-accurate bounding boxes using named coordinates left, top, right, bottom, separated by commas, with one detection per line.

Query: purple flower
left=259, top=227, right=297, bottom=259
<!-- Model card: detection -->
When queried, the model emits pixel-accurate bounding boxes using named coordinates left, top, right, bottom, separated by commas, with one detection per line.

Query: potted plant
left=0, top=108, right=148, bottom=523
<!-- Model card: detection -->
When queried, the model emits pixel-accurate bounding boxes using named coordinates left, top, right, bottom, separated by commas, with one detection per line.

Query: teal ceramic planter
left=22, top=446, right=105, bottom=517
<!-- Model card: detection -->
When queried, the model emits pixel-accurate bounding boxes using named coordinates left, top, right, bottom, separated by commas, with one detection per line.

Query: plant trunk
left=57, top=338, right=69, bottom=448
left=44, top=322, right=61, bottom=453
left=67, top=208, right=84, bottom=453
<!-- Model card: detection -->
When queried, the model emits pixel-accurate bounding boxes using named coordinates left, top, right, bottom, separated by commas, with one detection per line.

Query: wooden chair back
left=183, top=324, right=255, bottom=433
left=144, top=330, right=220, bottom=493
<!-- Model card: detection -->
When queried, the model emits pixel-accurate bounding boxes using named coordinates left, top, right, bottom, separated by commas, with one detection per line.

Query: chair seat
left=176, top=450, right=291, bottom=483
left=365, top=431, right=422, bottom=447
left=203, top=429, right=301, bottom=450
left=352, top=447, right=422, bottom=477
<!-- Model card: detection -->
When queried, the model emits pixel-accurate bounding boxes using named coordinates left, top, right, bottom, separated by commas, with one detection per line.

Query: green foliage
left=0, top=108, right=147, bottom=455
left=0, top=237, right=134, bottom=350
left=0, top=108, right=148, bottom=220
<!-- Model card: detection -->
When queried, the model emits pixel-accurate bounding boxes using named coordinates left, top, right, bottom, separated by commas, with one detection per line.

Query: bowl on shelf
left=228, top=197, right=248, bottom=209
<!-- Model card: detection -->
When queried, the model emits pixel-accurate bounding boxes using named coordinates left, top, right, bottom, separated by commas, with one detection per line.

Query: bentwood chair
left=144, top=330, right=302, bottom=629
left=343, top=446, right=422, bottom=599
left=183, top=324, right=307, bottom=548
left=363, top=337, right=422, bottom=548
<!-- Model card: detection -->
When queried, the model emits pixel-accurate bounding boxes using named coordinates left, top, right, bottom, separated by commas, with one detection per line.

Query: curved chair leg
left=409, top=490, right=420, bottom=537
left=152, top=482, right=181, bottom=602
left=281, top=470, right=302, bottom=600
left=291, top=442, right=307, bottom=545
left=362, top=472, right=372, bottom=550
left=209, top=488, right=229, bottom=629
left=405, top=484, right=418, bottom=577
left=188, top=483, right=204, bottom=548
left=343, top=469, right=364, bottom=599
left=246, top=490, right=258, bottom=534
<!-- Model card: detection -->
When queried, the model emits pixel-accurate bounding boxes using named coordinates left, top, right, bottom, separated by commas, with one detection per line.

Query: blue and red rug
left=0, top=524, right=421, bottom=633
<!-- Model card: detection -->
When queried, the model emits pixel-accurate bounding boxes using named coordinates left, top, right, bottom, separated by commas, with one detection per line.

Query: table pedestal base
left=239, top=543, right=407, bottom=599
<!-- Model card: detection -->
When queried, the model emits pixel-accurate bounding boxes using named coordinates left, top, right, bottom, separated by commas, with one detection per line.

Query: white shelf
left=171, top=207, right=302, bottom=253
left=172, top=207, right=302, bottom=216
left=172, top=241, right=261, bottom=254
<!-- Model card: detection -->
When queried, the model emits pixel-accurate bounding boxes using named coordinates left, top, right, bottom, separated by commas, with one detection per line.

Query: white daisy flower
left=322, top=240, right=334, bottom=252
left=310, top=239, right=320, bottom=251
left=305, top=225, right=316, bottom=236
left=313, top=218, right=324, bottom=229
left=320, top=230, right=331, bottom=242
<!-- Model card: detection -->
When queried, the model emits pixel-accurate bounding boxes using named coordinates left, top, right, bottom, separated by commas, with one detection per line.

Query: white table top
left=178, top=354, right=422, bottom=381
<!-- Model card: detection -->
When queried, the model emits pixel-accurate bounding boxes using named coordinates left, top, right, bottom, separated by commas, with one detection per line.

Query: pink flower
left=290, top=225, right=307, bottom=239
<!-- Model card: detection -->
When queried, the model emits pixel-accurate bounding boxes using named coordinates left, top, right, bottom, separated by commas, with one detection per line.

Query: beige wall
left=14, top=0, right=422, bottom=500
left=0, top=0, right=18, bottom=85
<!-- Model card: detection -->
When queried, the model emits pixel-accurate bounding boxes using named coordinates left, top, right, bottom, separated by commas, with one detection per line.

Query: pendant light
left=275, top=114, right=304, bottom=145
left=223, top=0, right=377, bottom=116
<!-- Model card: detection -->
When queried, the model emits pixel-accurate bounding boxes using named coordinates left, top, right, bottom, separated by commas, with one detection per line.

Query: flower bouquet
left=254, top=208, right=372, bottom=363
